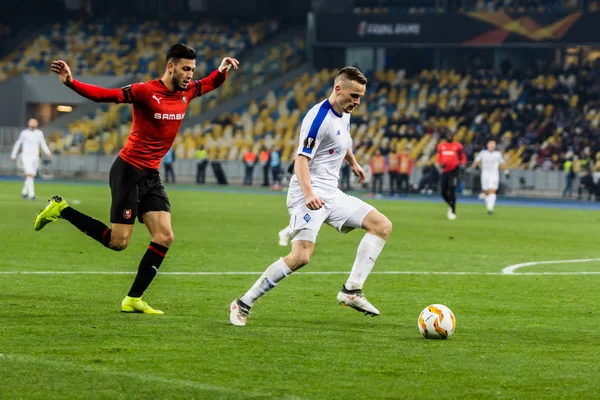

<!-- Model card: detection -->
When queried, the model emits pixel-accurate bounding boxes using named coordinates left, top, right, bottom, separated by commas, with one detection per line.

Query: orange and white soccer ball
left=418, top=304, right=456, bottom=339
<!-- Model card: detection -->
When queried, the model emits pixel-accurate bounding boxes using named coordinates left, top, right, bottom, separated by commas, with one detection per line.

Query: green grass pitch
left=1, top=180, right=599, bottom=399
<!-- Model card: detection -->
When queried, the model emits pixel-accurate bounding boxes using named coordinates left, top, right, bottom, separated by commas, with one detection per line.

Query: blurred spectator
left=243, top=148, right=257, bottom=186
left=578, top=169, right=596, bottom=201
left=370, top=149, right=385, bottom=196
left=398, top=147, right=414, bottom=197
left=163, top=147, right=176, bottom=184
left=195, top=145, right=208, bottom=184
left=387, top=148, right=400, bottom=196
left=562, top=157, right=575, bottom=197
left=270, top=146, right=282, bottom=189
left=417, top=163, right=440, bottom=194
left=340, top=160, right=352, bottom=192
left=260, top=146, right=270, bottom=187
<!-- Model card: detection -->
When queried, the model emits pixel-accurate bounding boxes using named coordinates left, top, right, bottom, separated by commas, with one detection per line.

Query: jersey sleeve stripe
left=194, top=80, right=202, bottom=98
left=302, top=102, right=329, bottom=154
left=121, top=86, right=133, bottom=103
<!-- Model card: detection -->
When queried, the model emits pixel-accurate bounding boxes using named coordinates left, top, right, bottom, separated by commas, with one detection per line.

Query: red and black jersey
left=69, top=69, right=227, bottom=170
left=436, top=141, right=466, bottom=173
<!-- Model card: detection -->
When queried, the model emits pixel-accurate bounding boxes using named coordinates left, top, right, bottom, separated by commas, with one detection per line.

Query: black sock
left=441, top=192, right=451, bottom=206
left=128, top=242, right=169, bottom=298
left=448, top=193, right=457, bottom=213
left=61, top=206, right=112, bottom=248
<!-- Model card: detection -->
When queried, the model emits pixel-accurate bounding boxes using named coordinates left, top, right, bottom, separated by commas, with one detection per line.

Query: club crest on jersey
left=304, top=137, right=316, bottom=149
left=123, top=209, right=132, bottom=219
left=182, top=95, right=187, bottom=104
left=303, top=213, right=311, bottom=223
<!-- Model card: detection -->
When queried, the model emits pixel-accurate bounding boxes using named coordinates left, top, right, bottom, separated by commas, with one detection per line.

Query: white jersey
left=11, top=128, right=51, bottom=160
left=288, top=99, right=351, bottom=203
left=476, top=150, right=504, bottom=177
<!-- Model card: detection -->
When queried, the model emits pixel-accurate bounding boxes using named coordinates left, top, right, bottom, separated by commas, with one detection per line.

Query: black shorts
left=109, top=156, right=170, bottom=224
left=441, top=168, right=460, bottom=189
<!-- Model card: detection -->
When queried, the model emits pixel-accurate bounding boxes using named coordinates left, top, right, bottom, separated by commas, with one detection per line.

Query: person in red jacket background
left=387, top=148, right=400, bottom=196
left=398, top=147, right=414, bottom=197
left=436, top=131, right=466, bottom=220
left=370, top=148, right=386, bottom=196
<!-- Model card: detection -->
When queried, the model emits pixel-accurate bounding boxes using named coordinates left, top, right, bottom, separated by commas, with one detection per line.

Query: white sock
left=26, top=177, right=35, bottom=198
left=241, top=258, right=292, bottom=307
left=488, top=193, right=496, bottom=211
left=21, top=179, right=27, bottom=196
left=279, top=226, right=291, bottom=237
left=345, top=233, right=386, bottom=290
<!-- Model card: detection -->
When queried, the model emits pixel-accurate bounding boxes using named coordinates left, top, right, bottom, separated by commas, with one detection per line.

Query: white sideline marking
left=1, top=270, right=600, bottom=276
left=501, top=258, right=600, bottom=274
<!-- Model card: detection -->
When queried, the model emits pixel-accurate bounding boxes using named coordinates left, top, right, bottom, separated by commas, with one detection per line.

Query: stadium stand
left=0, top=19, right=281, bottom=82
left=202, top=63, right=600, bottom=172
left=44, top=59, right=600, bottom=174
left=201, top=62, right=600, bottom=172
left=7, top=15, right=598, bottom=175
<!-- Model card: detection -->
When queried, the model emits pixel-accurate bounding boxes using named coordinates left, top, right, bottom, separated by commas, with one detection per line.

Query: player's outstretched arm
left=295, top=155, right=324, bottom=210
left=197, top=57, right=240, bottom=96
left=51, top=60, right=122, bottom=103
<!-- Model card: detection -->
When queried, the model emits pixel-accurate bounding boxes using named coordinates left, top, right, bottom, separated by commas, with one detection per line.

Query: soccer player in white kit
left=472, top=140, right=508, bottom=214
left=11, top=118, right=52, bottom=200
left=230, top=67, right=393, bottom=326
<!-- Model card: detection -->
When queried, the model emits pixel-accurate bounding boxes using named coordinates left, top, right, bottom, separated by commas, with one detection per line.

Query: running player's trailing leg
left=230, top=256, right=295, bottom=326
left=35, top=195, right=117, bottom=249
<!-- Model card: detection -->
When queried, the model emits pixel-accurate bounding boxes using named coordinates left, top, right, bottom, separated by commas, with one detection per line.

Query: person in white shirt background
left=472, top=140, right=509, bottom=214
left=11, top=118, right=52, bottom=200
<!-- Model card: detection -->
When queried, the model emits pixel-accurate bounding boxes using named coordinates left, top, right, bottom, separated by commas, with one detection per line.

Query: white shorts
left=481, top=174, right=499, bottom=191
left=22, top=157, right=40, bottom=176
left=287, top=190, right=376, bottom=243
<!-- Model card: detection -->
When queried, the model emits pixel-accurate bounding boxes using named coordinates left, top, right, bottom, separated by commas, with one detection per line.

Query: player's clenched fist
left=51, top=60, right=73, bottom=86
left=305, top=194, right=325, bottom=210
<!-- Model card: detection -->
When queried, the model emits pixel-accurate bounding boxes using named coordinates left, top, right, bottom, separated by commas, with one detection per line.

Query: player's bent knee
left=109, top=236, right=130, bottom=251
left=378, top=216, right=393, bottom=239
left=294, top=252, right=312, bottom=267
left=364, top=212, right=392, bottom=240
left=284, top=248, right=313, bottom=270
left=152, top=231, right=174, bottom=247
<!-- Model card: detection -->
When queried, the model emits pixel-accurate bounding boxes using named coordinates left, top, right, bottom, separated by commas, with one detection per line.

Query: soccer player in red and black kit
left=437, top=131, right=466, bottom=220
left=34, top=44, right=239, bottom=314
